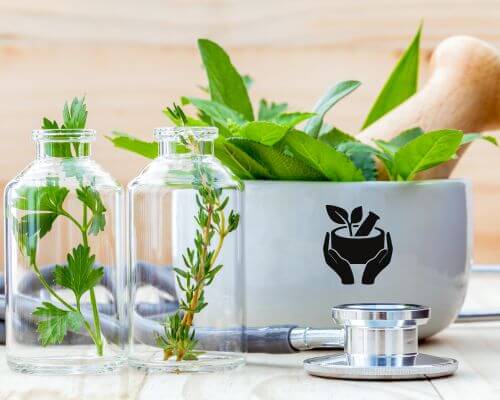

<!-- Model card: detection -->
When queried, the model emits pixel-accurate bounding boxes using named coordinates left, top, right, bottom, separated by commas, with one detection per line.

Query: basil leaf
left=304, top=80, right=361, bottom=138
left=198, top=39, right=254, bottom=121
left=336, top=142, right=378, bottom=181
left=281, top=130, right=364, bottom=182
left=362, top=25, right=422, bottom=129
left=393, top=129, right=463, bottom=180
left=227, top=137, right=325, bottom=180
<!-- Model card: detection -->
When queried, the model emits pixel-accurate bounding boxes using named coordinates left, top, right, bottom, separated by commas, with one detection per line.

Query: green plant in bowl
left=108, top=26, right=497, bottom=182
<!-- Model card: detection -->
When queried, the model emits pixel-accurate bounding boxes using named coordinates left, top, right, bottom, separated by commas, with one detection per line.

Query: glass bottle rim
left=154, top=126, right=218, bottom=141
left=32, top=129, right=96, bottom=142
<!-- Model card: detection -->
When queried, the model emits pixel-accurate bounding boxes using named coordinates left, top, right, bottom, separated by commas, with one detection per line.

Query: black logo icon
left=323, top=205, right=393, bottom=285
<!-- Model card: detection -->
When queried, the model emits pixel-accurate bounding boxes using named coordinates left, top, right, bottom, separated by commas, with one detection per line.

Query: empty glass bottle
left=127, top=126, right=244, bottom=372
left=4, top=129, right=125, bottom=374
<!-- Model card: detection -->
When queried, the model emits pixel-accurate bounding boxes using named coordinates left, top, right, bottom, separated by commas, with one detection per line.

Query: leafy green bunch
left=13, top=98, right=107, bottom=354
left=108, top=26, right=496, bottom=181
left=156, top=107, right=240, bottom=362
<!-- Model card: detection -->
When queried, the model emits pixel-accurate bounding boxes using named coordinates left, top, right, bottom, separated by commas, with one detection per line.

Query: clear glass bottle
left=4, top=129, right=125, bottom=374
left=127, top=126, right=244, bottom=372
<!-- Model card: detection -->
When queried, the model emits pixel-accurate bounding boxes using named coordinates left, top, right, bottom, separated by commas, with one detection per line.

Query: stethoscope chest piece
left=304, top=303, right=458, bottom=380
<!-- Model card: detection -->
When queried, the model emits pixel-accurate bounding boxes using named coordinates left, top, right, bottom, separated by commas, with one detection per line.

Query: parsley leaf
left=54, top=245, right=104, bottom=303
left=76, top=186, right=107, bottom=235
left=33, top=302, right=84, bottom=345
left=62, top=97, right=88, bottom=129
left=13, top=185, right=69, bottom=264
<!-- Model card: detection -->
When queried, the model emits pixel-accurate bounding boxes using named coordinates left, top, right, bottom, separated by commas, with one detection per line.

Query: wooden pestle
left=357, top=36, right=500, bottom=180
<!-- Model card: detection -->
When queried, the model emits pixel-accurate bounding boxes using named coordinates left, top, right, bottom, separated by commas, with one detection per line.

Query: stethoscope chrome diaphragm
left=304, top=304, right=458, bottom=380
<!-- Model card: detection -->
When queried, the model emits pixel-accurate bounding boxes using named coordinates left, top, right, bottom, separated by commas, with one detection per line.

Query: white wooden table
left=0, top=272, right=499, bottom=400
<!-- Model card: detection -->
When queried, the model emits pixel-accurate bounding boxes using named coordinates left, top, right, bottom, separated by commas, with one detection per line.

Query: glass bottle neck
left=158, top=139, right=215, bottom=157
left=36, top=141, right=92, bottom=159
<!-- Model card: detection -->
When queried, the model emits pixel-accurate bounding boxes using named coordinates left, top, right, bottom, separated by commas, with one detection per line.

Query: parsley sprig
left=13, top=98, right=107, bottom=354
left=156, top=105, right=240, bottom=362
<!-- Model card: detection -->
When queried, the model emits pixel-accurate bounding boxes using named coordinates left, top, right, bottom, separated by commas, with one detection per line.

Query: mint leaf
left=107, top=132, right=158, bottom=159
left=54, top=245, right=104, bottom=302
left=237, top=121, right=289, bottom=146
left=198, top=39, right=254, bottom=121
left=304, top=81, right=361, bottom=138
left=272, top=112, right=315, bottom=128
left=281, top=130, right=364, bottom=182
left=362, top=25, right=422, bottom=129
left=76, top=186, right=107, bottom=235
left=228, top=137, right=324, bottom=180
left=393, top=129, right=463, bottom=180
left=258, top=100, right=288, bottom=121
left=33, top=302, right=84, bottom=345
left=461, top=133, right=498, bottom=146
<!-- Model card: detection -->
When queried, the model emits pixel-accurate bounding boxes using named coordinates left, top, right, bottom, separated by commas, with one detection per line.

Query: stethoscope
left=1, top=263, right=498, bottom=379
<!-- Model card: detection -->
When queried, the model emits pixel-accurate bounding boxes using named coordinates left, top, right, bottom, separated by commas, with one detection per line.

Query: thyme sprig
left=156, top=105, right=240, bottom=362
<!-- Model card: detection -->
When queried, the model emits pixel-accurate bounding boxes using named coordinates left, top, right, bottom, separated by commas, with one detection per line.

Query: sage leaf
left=362, top=25, right=422, bottom=129
left=198, top=39, right=254, bottom=121
left=304, top=80, right=361, bottom=138
left=326, top=205, right=349, bottom=225
left=393, top=129, right=463, bottom=180
left=228, top=137, right=325, bottom=180
left=282, top=130, right=364, bottom=182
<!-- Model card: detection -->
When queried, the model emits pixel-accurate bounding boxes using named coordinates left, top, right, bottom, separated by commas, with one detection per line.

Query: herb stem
left=32, top=262, right=76, bottom=312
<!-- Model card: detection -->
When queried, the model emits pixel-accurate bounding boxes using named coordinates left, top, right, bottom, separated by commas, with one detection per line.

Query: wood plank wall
left=0, top=0, right=499, bottom=263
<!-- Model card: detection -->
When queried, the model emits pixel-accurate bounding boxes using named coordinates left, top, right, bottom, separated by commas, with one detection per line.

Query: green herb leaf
left=228, top=137, right=325, bottom=180
left=13, top=185, right=70, bottom=264
left=62, top=97, right=88, bottom=129
left=182, top=97, right=247, bottom=134
left=318, top=127, right=357, bottom=147
left=33, top=302, right=84, bottom=345
left=393, top=129, right=463, bottom=180
left=336, top=142, right=378, bottom=181
left=237, top=121, right=289, bottom=146
left=362, top=25, right=422, bottom=129
left=106, top=133, right=158, bottom=159
left=304, top=80, right=361, bottom=138
left=461, top=133, right=498, bottom=146
left=258, top=100, right=288, bottom=121
left=215, top=137, right=273, bottom=179
left=76, top=186, right=107, bottom=235
left=272, top=112, right=316, bottom=128
left=281, top=130, right=364, bottom=182
left=198, top=39, right=254, bottom=121
left=54, top=245, right=104, bottom=302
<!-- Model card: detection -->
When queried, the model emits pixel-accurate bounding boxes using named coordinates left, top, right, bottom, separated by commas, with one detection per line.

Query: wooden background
left=0, top=0, right=499, bottom=263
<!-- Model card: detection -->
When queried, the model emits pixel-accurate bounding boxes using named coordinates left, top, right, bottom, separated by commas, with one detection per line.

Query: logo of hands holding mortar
left=323, top=205, right=393, bottom=285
